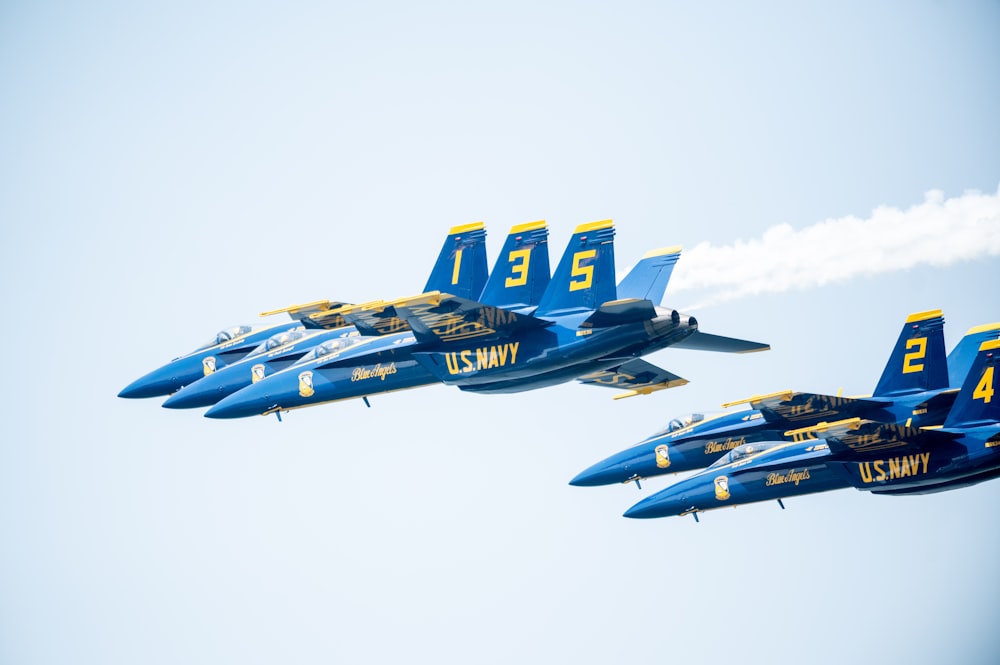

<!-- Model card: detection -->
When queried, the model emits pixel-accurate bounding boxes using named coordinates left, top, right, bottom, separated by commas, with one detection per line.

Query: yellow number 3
left=902, top=338, right=926, bottom=374
left=505, top=249, right=531, bottom=288
left=569, top=250, right=596, bottom=292
left=973, top=366, right=995, bottom=403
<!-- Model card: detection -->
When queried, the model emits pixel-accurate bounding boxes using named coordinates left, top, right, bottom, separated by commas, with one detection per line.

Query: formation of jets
left=120, top=220, right=1000, bottom=521
left=572, top=314, right=1000, bottom=520
left=120, top=221, right=768, bottom=419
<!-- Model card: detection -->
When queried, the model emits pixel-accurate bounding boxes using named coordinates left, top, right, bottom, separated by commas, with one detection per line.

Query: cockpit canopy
left=294, top=336, right=363, bottom=365
left=656, top=413, right=708, bottom=436
left=246, top=329, right=310, bottom=358
left=198, top=325, right=253, bottom=350
left=708, top=442, right=781, bottom=469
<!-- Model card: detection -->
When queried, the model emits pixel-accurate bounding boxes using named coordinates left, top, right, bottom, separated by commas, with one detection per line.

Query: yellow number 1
left=505, top=249, right=531, bottom=287
left=902, top=338, right=926, bottom=374
left=973, top=366, right=995, bottom=403
left=569, top=250, right=596, bottom=292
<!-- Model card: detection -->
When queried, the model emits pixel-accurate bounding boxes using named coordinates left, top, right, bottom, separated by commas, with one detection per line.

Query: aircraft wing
left=395, top=293, right=551, bottom=345
left=671, top=330, right=770, bottom=353
left=577, top=358, right=688, bottom=399
left=789, top=418, right=961, bottom=456
left=260, top=300, right=352, bottom=327
left=339, top=298, right=418, bottom=336
left=722, top=390, right=892, bottom=426
left=330, top=293, right=450, bottom=336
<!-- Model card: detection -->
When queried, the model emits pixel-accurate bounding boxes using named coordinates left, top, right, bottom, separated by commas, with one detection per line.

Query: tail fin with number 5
left=534, top=220, right=617, bottom=317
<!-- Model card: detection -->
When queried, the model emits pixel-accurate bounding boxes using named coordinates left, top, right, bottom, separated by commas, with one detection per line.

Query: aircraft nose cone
left=623, top=492, right=686, bottom=519
left=162, top=383, right=221, bottom=409
left=569, top=460, right=629, bottom=487
left=118, top=369, right=178, bottom=399
left=204, top=391, right=269, bottom=419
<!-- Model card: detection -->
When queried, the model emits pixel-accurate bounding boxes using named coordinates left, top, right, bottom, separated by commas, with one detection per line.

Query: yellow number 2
left=902, top=337, right=927, bottom=374
left=505, top=249, right=531, bottom=288
left=973, top=366, right=995, bottom=404
left=569, top=250, right=596, bottom=292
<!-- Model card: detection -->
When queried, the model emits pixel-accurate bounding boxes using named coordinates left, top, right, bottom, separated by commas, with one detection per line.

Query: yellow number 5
left=902, top=338, right=926, bottom=374
left=569, top=250, right=596, bottom=292
left=505, top=249, right=531, bottom=288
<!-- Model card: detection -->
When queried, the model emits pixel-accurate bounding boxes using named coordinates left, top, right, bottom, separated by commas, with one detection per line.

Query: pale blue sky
left=1, top=2, right=999, bottom=663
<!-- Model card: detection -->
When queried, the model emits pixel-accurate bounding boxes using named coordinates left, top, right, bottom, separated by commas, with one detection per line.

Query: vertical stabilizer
left=423, top=222, right=489, bottom=299
left=944, top=339, right=1000, bottom=428
left=616, top=246, right=682, bottom=304
left=947, top=323, right=1000, bottom=388
left=534, top=220, right=617, bottom=317
left=872, top=310, right=948, bottom=397
left=479, top=221, right=551, bottom=310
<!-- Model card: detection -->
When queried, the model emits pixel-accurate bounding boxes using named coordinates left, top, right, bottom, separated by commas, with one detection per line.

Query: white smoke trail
left=666, top=184, right=1000, bottom=309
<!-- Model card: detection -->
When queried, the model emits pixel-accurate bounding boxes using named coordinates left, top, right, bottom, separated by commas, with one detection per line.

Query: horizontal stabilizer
left=580, top=299, right=658, bottom=328
left=396, top=294, right=551, bottom=345
left=722, top=390, right=891, bottom=426
left=671, top=330, right=770, bottom=354
left=577, top=358, right=688, bottom=399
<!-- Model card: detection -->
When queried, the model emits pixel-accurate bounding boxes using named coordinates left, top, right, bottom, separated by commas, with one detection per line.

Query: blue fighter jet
left=205, top=220, right=768, bottom=419
left=623, top=337, right=1000, bottom=520
left=570, top=315, right=1000, bottom=488
left=158, top=223, right=491, bottom=409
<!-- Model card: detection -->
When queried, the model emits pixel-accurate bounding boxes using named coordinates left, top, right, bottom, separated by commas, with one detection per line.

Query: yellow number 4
left=902, top=338, right=926, bottom=374
left=505, top=249, right=531, bottom=288
left=569, top=249, right=596, bottom=292
left=973, top=366, right=995, bottom=404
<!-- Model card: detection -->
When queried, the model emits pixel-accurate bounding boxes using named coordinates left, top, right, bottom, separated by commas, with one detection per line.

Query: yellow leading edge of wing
left=721, top=389, right=794, bottom=408
left=259, top=299, right=333, bottom=317
left=905, top=309, right=943, bottom=323
left=980, top=339, right=1000, bottom=352
left=573, top=219, right=613, bottom=234
left=509, top=220, right=546, bottom=234
left=448, top=221, right=485, bottom=235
